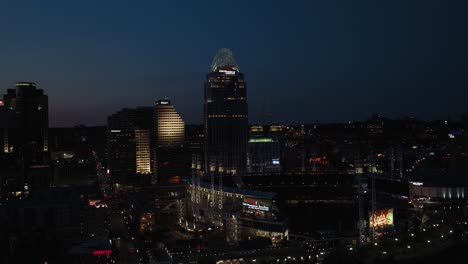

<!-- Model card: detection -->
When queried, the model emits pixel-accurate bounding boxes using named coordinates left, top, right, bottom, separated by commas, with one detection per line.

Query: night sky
left=1, top=0, right=467, bottom=127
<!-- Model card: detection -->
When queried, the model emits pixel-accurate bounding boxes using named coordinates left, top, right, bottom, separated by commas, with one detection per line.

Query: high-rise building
left=135, top=129, right=151, bottom=174
left=154, top=98, right=185, bottom=147
left=247, top=138, right=281, bottom=174
left=204, top=48, right=248, bottom=175
left=250, top=125, right=264, bottom=139
left=153, top=98, right=187, bottom=184
left=247, top=126, right=280, bottom=174
left=0, top=82, right=49, bottom=192
left=269, top=124, right=283, bottom=141
left=107, top=107, right=153, bottom=188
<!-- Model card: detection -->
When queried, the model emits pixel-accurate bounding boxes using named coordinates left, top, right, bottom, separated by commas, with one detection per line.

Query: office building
left=250, top=125, right=264, bottom=139
left=204, top=48, right=248, bottom=175
left=247, top=138, right=281, bottom=174
left=153, top=98, right=187, bottom=184
left=0, top=82, right=49, bottom=192
left=154, top=98, right=184, bottom=147
left=107, top=107, right=153, bottom=188
left=268, top=124, right=283, bottom=141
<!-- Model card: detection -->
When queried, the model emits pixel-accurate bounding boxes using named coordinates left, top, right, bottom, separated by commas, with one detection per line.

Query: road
left=110, top=205, right=139, bottom=263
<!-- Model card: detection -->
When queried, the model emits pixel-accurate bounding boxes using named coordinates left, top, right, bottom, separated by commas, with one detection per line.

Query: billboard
left=243, top=198, right=270, bottom=211
left=369, top=208, right=394, bottom=228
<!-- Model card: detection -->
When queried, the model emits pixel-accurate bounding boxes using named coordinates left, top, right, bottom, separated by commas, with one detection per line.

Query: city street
left=110, top=201, right=138, bottom=264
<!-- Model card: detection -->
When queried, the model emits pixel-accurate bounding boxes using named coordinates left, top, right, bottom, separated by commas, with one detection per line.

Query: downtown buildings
left=186, top=49, right=290, bottom=244
left=107, top=107, right=154, bottom=188
left=0, top=83, right=110, bottom=263
left=0, top=82, right=49, bottom=193
left=106, top=48, right=250, bottom=189
left=106, top=99, right=187, bottom=188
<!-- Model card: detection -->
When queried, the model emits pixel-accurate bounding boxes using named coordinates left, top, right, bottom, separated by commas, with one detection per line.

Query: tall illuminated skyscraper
left=204, top=48, right=248, bottom=175
left=155, top=98, right=185, bottom=147
left=153, top=98, right=186, bottom=183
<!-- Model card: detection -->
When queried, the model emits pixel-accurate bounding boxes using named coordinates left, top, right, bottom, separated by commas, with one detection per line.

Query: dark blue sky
left=1, top=0, right=467, bottom=127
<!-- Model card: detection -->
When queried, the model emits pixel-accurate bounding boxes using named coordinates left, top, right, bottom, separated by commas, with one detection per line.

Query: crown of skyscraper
left=210, top=48, right=239, bottom=73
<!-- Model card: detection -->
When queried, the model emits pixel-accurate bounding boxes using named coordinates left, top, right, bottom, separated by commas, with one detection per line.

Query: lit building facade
left=155, top=98, right=184, bottom=147
left=186, top=181, right=288, bottom=244
left=204, top=48, right=248, bottom=175
left=249, top=125, right=264, bottom=139
left=153, top=98, right=187, bottom=184
left=107, top=107, right=153, bottom=187
left=247, top=138, right=281, bottom=174
left=246, top=125, right=281, bottom=174
left=135, top=129, right=151, bottom=174
left=0, top=82, right=49, bottom=192
left=268, top=124, right=283, bottom=141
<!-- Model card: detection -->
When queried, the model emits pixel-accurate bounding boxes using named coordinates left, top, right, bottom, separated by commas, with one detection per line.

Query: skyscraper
left=0, top=82, right=49, bottom=192
left=154, top=98, right=185, bottom=147
left=153, top=98, right=187, bottom=184
left=204, top=48, right=248, bottom=175
left=107, top=107, right=153, bottom=188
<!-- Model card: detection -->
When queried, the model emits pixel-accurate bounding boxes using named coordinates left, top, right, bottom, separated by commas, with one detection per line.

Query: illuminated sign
left=272, top=159, right=280, bottom=165
left=243, top=198, right=269, bottom=211
left=15, top=82, right=35, bottom=87
left=0, top=100, right=4, bottom=106
left=110, top=130, right=121, bottom=133
left=160, top=101, right=169, bottom=105
left=92, top=250, right=112, bottom=255
left=219, top=68, right=236, bottom=75
left=369, top=208, right=394, bottom=228
left=245, top=198, right=257, bottom=204
left=242, top=203, right=269, bottom=211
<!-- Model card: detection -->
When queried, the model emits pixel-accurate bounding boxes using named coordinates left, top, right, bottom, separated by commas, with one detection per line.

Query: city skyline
left=2, top=2, right=468, bottom=263
left=1, top=0, right=467, bottom=127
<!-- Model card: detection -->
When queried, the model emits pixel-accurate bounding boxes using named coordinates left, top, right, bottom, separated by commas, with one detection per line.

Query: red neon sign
left=92, top=249, right=112, bottom=255
left=244, top=198, right=257, bottom=205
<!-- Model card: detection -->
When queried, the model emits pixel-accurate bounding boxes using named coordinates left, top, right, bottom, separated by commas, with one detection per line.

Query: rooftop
left=210, top=48, right=239, bottom=73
